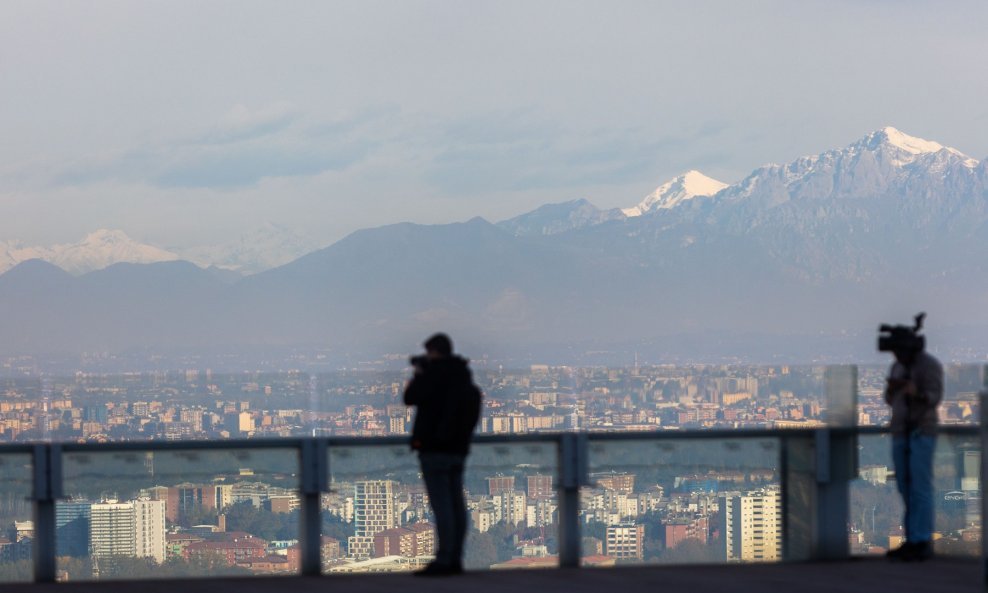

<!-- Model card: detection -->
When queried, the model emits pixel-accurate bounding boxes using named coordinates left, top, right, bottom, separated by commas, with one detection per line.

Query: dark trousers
left=892, top=431, right=936, bottom=543
left=419, top=451, right=468, bottom=566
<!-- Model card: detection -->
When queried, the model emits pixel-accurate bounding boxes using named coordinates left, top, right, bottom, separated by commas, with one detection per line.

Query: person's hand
left=902, top=380, right=918, bottom=398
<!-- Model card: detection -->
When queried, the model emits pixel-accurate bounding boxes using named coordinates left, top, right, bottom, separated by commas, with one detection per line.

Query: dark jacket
left=884, top=350, right=943, bottom=435
left=404, top=356, right=482, bottom=455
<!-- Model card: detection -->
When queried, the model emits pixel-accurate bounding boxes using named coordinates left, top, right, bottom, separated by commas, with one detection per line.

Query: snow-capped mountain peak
left=175, top=223, right=319, bottom=274
left=623, top=170, right=728, bottom=217
left=0, top=230, right=180, bottom=276
left=861, top=126, right=978, bottom=168
left=48, top=229, right=180, bottom=275
left=722, top=126, right=985, bottom=204
left=877, top=126, right=944, bottom=154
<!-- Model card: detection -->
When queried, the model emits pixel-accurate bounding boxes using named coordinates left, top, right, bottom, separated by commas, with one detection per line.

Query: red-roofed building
left=237, top=554, right=293, bottom=574
left=187, top=533, right=266, bottom=566
left=165, top=532, right=203, bottom=560
left=664, top=515, right=709, bottom=549
left=373, top=522, right=435, bottom=558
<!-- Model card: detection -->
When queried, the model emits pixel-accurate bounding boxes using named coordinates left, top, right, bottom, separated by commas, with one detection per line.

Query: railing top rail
left=0, top=424, right=976, bottom=454
left=0, top=443, right=41, bottom=454
left=844, top=425, right=979, bottom=437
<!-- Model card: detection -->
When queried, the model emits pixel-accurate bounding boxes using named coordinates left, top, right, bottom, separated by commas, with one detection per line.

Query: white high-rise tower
left=348, top=480, right=396, bottom=558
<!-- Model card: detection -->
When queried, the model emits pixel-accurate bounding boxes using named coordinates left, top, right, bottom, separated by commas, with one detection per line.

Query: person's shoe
left=886, top=542, right=914, bottom=560
left=413, top=561, right=461, bottom=577
left=904, top=541, right=933, bottom=562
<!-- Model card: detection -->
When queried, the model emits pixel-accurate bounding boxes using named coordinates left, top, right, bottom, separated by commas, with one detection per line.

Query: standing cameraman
left=881, top=315, right=943, bottom=561
left=404, top=333, right=482, bottom=576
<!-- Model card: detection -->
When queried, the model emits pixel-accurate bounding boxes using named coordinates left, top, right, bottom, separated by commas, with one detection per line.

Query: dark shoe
left=904, top=541, right=933, bottom=562
left=413, top=561, right=462, bottom=577
left=886, top=542, right=914, bottom=560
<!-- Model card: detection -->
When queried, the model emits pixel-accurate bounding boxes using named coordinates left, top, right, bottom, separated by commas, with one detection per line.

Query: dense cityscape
left=0, top=363, right=981, bottom=580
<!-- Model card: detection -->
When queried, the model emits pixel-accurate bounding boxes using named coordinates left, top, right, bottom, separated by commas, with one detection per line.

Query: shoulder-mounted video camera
left=877, top=312, right=926, bottom=353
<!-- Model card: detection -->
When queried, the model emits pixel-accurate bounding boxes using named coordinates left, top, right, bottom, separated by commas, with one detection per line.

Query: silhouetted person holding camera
left=404, top=333, right=482, bottom=576
left=879, top=313, right=942, bottom=562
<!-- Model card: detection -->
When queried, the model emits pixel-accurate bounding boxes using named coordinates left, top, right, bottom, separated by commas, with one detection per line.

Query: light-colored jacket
left=884, top=350, right=943, bottom=435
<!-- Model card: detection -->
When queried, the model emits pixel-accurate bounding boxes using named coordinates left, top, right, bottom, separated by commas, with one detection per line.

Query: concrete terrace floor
left=4, top=558, right=982, bottom=593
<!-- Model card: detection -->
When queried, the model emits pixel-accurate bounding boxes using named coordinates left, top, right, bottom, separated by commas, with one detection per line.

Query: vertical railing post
left=781, top=432, right=815, bottom=561
left=779, top=435, right=790, bottom=559
left=557, top=433, right=587, bottom=568
left=979, top=369, right=988, bottom=587
left=812, top=428, right=853, bottom=559
left=299, top=438, right=328, bottom=577
left=32, top=444, right=60, bottom=583
left=811, top=365, right=858, bottom=560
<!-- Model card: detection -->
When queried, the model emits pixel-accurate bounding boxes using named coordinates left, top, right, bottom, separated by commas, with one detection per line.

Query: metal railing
left=2, top=422, right=979, bottom=582
left=0, top=360, right=984, bottom=583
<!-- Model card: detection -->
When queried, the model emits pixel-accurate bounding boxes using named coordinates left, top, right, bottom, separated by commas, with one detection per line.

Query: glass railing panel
left=932, top=431, right=980, bottom=556
left=583, top=437, right=781, bottom=565
left=323, top=443, right=419, bottom=573
left=323, top=440, right=557, bottom=573
left=851, top=431, right=980, bottom=557
left=57, top=447, right=300, bottom=580
left=849, top=434, right=903, bottom=555
left=0, top=452, right=34, bottom=582
left=465, top=442, right=558, bottom=570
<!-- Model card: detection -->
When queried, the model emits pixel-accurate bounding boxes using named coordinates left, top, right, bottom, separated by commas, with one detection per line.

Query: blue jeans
left=419, top=452, right=468, bottom=566
left=892, top=431, right=935, bottom=543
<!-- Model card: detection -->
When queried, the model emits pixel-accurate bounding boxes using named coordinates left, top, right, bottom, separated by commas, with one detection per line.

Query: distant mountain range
left=0, top=224, right=319, bottom=276
left=0, top=230, right=180, bottom=276
left=1, top=127, right=986, bottom=362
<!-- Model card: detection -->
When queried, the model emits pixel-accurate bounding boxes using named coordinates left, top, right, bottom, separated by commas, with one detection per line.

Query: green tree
left=0, top=559, right=32, bottom=582
left=222, top=501, right=292, bottom=541
left=660, top=538, right=719, bottom=564
left=57, top=556, right=93, bottom=582
left=321, top=513, right=354, bottom=552
left=179, top=504, right=218, bottom=528
left=464, top=531, right=498, bottom=569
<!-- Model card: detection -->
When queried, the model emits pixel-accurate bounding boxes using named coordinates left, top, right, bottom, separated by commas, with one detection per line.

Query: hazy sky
left=2, top=0, right=987, bottom=249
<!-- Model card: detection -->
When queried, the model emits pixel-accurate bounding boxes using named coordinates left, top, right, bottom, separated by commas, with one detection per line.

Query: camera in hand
left=409, top=355, right=429, bottom=368
left=877, top=312, right=926, bottom=353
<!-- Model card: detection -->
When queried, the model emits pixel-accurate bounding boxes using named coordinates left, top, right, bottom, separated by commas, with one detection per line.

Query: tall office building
left=349, top=480, right=396, bottom=559
left=720, top=488, right=781, bottom=562
left=56, top=501, right=92, bottom=557
left=496, top=491, right=527, bottom=525
left=90, top=502, right=136, bottom=559
left=89, top=499, right=166, bottom=563
left=133, top=499, right=167, bottom=563
left=353, top=480, right=396, bottom=536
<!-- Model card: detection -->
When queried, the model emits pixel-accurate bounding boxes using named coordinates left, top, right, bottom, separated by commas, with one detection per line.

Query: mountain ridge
left=1, top=126, right=985, bottom=359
